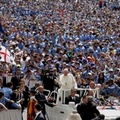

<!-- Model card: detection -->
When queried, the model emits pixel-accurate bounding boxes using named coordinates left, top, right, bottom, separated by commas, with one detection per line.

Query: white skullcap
left=63, top=68, right=69, bottom=72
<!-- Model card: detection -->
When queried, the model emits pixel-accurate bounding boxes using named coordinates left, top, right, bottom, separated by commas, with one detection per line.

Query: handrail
left=56, top=88, right=100, bottom=104
left=43, top=89, right=51, bottom=97
left=49, top=91, right=58, bottom=102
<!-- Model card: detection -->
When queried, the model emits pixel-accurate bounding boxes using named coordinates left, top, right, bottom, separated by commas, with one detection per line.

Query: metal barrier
left=0, top=110, right=22, bottom=120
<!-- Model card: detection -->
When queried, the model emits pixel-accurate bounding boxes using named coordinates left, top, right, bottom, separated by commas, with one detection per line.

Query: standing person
left=97, top=72, right=105, bottom=85
left=11, top=71, right=21, bottom=90
left=34, top=104, right=44, bottom=120
left=77, top=95, right=88, bottom=120
left=59, top=68, right=77, bottom=89
left=18, top=81, right=29, bottom=112
left=58, top=68, right=77, bottom=104
left=99, top=0, right=103, bottom=8
left=0, top=69, right=6, bottom=87
left=0, top=15, right=5, bottom=34
left=1, top=82, right=13, bottom=99
left=24, top=70, right=37, bottom=90
left=27, top=90, right=37, bottom=120
left=10, top=87, right=20, bottom=103
left=42, top=69, right=55, bottom=92
left=86, top=96, right=100, bottom=120
left=35, top=85, right=55, bottom=120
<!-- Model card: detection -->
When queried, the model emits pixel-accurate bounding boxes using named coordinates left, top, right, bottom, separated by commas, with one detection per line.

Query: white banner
left=0, top=45, right=16, bottom=65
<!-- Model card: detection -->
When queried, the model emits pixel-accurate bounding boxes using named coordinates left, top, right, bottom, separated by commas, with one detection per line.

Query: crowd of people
left=0, top=0, right=120, bottom=120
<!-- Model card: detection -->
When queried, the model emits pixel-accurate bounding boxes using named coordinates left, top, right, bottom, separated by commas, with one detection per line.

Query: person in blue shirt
left=1, top=82, right=13, bottom=99
left=0, top=91, right=21, bottom=109
left=101, top=79, right=120, bottom=97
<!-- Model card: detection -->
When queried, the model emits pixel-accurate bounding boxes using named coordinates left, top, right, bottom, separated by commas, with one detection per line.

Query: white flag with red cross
left=0, top=45, right=16, bottom=65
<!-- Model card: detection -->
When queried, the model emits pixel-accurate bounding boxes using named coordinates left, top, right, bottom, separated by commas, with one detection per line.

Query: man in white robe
left=57, top=68, right=77, bottom=104
left=59, top=68, right=77, bottom=90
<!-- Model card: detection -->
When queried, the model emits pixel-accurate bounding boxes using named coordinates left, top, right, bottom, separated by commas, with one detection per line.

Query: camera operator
left=42, top=67, right=59, bottom=92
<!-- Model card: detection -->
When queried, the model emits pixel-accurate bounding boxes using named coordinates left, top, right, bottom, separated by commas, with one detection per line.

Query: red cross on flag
left=0, top=45, right=16, bottom=65
left=57, top=9, right=66, bottom=18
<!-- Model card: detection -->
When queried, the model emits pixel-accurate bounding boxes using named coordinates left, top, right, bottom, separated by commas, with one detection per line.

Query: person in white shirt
left=58, top=68, right=77, bottom=104
left=59, top=68, right=77, bottom=90
left=24, top=70, right=37, bottom=90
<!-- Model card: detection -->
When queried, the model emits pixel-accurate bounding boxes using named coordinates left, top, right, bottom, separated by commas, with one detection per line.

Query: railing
left=50, top=88, right=100, bottom=105
left=76, top=88, right=100, bottom=98
left=43, top=89, right=51, bottom=97
left=0, top=110, right=22, bottom=120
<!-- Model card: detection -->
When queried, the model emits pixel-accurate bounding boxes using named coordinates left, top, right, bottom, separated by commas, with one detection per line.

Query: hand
left=52, top=103, right=57, bottom=106
left=20, top=98, right=25, bottom=103
left=104, top=85, right=108, bottom=88
left=4, top=107, right=8, bottom=111
left=0, top=103, right=8, bottom=111
left=10, top=100, right=14, bottom=103
left=47, top=97, right=53, bottom=101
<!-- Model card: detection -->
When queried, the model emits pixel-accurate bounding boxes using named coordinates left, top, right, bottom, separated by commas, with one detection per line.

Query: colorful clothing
left=27, top=97, right=36, bottom=120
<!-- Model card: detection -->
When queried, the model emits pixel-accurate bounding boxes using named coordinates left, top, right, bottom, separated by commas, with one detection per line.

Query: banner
left=0, top=45, right=16, bottom=65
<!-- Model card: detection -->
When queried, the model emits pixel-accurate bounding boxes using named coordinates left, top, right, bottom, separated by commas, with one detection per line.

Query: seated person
left=101, top=79, right=119, bottom=97
left=89, top=81, right=96, bottom=89
left=0, top=91, right=21, bottom=109
left=65, top=89, right=80, bottom=104
left=87, top=90, right=96, bottom=97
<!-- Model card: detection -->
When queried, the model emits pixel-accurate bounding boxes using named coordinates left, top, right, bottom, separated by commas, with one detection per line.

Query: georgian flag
left=0, top=45, right=16, bottom=65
